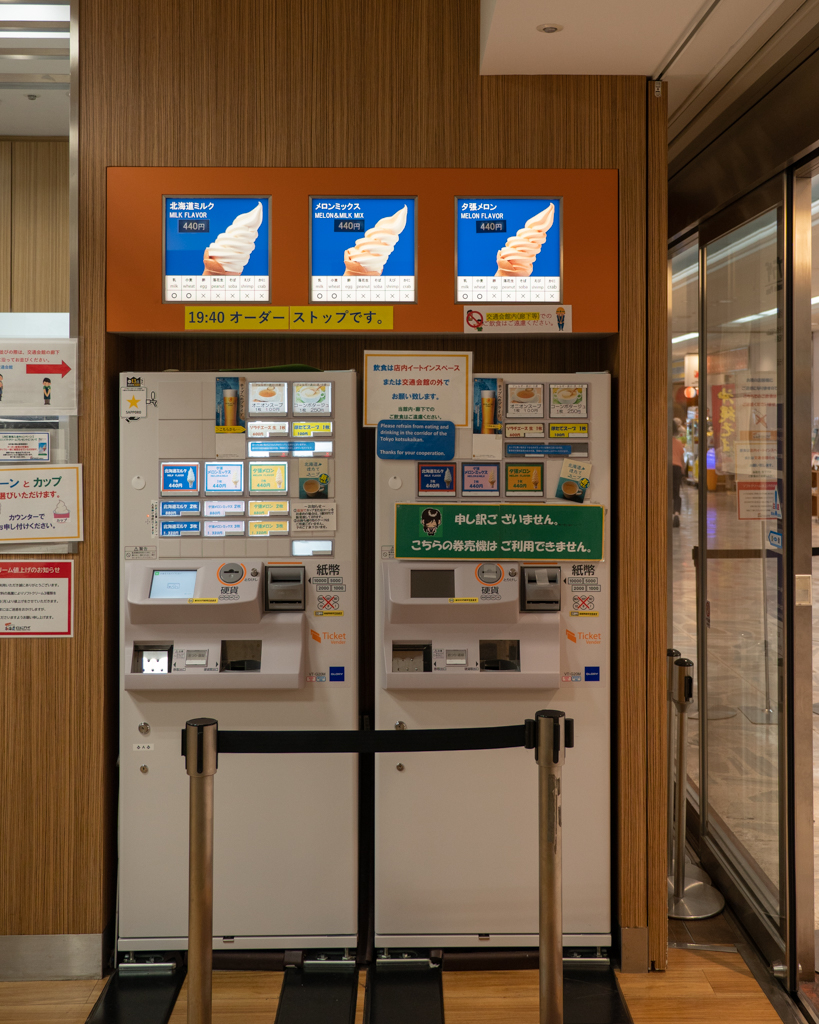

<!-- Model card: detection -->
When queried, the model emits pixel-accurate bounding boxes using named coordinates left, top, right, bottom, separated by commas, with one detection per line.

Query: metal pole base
left=738, top=705, right=778, bottom=725
left=668, top=878, right=725, bottom=920
left=688, top=703, right=737, bottom=720
left=668, top=863, right=710, bottom=886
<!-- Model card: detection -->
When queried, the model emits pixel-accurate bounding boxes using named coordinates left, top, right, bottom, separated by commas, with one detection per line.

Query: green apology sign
left=395, top=503, right=604, bottom=560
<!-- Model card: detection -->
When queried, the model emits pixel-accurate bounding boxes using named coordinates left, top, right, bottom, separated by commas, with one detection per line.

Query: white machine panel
left=118, top=370, right=358, bottom=949
left=374, top=372, right=611, bottom=947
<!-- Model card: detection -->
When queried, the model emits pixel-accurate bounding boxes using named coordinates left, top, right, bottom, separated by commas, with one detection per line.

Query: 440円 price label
left=395, top=502, right=604, bottom=560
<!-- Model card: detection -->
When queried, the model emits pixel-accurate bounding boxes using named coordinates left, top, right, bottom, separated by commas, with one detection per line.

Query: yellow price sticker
left=185, top=306, right=289, bottom=330
left=289, top=306, right=393, bottom=331
left=248, top=520, right=289, bottom=536
left=185, top=306, right=393, bottom=331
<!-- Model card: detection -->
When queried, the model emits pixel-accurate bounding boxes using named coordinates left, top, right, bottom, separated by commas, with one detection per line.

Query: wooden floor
left=0, top=950, right=787, bottom=1023
left=0, top=978, right=106, bottom=1024
left=616, top=948, right=783, bottom=1023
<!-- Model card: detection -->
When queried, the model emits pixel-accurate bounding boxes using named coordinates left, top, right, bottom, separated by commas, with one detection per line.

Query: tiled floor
left=671, top=479, right=819, bottom=928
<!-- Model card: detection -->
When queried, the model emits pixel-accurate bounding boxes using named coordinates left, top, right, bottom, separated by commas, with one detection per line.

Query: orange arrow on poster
left=26, top=361, right=71, bottom=377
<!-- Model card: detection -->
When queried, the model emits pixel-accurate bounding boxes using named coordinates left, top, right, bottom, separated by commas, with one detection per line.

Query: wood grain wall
left=0, top=0, right=667, bottom=967
left=0, top=139, right=69, bottom=312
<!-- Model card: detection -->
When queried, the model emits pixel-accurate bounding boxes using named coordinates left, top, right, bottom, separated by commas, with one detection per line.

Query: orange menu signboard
left=107, top=167, right=618, bottom=334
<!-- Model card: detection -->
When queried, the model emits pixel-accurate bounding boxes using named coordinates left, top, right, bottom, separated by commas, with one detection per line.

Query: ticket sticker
left=204, top=462, right=243, bottom=494
left=299, top=458, right=330, bottom=499
left=507, top=383, right=544, bottom=418
left=292, top=421, right=334, bottom=437
left=203, top=500, right=245, bottom=517
left=461, top=462, right=500, bottom=496
left=248, top=461, right=288, bottom=493
left=556, top=458, right=591, bottom=503
left=160, top=520, right=201, bottom=537
left=505, top=462, right=544, bottom=495
left=203, top=520, right=245, bottom=537
left=247, top=421, right=289, bottom=439
left=160, top=501, right=200, bottom=517
left=248, top=382, right=287, bottom=415
left=418, top=463, right=456, bottom=495
left=248, top=520, right=290, bottom=536
left=505, top=422, right=545, bottom=439
left=293, top=382, right=332, bottom=416
left=161, top=461, right=199, bottom=496
left=549, top=384, right=587, bottom=419
left=549, top=422, right=589, bottom=439
left=248, top=500, right=290, bottom=516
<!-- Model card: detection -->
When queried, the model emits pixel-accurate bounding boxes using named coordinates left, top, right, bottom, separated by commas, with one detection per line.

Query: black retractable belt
left=182, top=721, right=537, bottom=756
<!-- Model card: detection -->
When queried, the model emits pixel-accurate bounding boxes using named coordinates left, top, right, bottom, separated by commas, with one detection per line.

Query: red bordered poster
left=0, top=560, right=73, bottom=637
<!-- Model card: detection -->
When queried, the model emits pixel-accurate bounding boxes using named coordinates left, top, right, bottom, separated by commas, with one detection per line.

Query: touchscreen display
left=150, top=570, right=197, bottom=599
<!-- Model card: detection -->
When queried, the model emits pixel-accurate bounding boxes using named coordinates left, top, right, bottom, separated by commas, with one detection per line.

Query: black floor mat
left=563, top=965, right=631, bottom=1024
left=365, top=965, right=444, bottom=1024
left=274, top=967, right=360, bottom=1024
left=85, top=969, right=186, bottom=1024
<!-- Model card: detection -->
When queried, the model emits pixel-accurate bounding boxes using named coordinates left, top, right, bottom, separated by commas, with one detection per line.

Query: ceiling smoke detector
left=536, top=23, right=562, bottom=33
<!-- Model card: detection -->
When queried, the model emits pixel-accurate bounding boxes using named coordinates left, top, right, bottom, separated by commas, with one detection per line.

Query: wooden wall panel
left=610, top=78, right=650, bottom=954
left=10, top=140, right=69, bottom=312
left=0, top=142, right=10, bottom=311
left=0, top=0, right=669, bottom=955
left=646, top=82, right=670, bottom=970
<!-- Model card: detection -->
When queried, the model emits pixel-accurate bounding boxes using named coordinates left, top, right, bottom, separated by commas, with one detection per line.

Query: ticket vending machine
left=374, top=372, right=611, bottom=949
left=118, top=370, right=357, bottom=953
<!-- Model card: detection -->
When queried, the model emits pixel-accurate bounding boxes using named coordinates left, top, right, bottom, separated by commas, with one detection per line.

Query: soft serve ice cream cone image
left=343, top=205, right=408, bottom=276
left=495, top=203, right=555, bottom=277
left=53, top=499, right=70, bottom=522
left=203, top=202, right=264, bottom=276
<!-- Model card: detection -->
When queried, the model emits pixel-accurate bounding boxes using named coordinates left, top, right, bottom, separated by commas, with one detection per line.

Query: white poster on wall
left=0, top=340, right=77, bottom=415
left=363, top=351, right=472, bottom=427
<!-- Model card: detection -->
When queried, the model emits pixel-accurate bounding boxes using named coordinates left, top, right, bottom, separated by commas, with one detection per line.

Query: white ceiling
left=481, top=0, right=801, bottom=120
left=0, top=1, right=69, bottom=136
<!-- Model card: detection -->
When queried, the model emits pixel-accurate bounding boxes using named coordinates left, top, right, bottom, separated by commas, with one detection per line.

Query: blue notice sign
left=506, top=443, right=572, bottom=457
left=160, top=520, right=201, bottom=537
left=377, top=420, right=456, bottom=461
left=768, top=530, right=782, bottom=550
left=160, top=501, right=201, bottom=517
left=247, top=440, right=316, bottom=456
left=161, top=462, right=199, bottom=495
left=418, top=463, right=457, bottom=495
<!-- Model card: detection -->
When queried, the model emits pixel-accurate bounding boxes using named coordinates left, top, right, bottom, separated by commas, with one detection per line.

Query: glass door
left=698, top=185, right=790, bottom=966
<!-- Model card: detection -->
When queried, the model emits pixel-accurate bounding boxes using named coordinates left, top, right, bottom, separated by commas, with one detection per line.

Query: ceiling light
left=536, top=23, right=562, bottom=33
left=0, top=31, right=69, bottom=38
left=672, top=332, right=698, bottom=344
left=0, top=6, right=70, bottom=21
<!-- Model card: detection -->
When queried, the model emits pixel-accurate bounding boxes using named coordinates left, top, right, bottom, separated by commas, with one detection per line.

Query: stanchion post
left=670, top=662, right=693, bottom=900
left=185, top=718, right=218, bottom=1024
left=666, top=649, right=680, bottom=869
left=536, top=709, right=574, bottom=1024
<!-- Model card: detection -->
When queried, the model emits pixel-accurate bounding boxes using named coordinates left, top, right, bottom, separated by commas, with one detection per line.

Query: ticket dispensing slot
left=382, top=560, right=561, bottom=689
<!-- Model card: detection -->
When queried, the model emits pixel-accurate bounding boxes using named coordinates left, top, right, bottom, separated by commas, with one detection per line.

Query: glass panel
left=703, top=207, right=785, bottom=940
left=810, top=173, right=819, bottom=964
left=670, top=242, right=700, bottom=802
